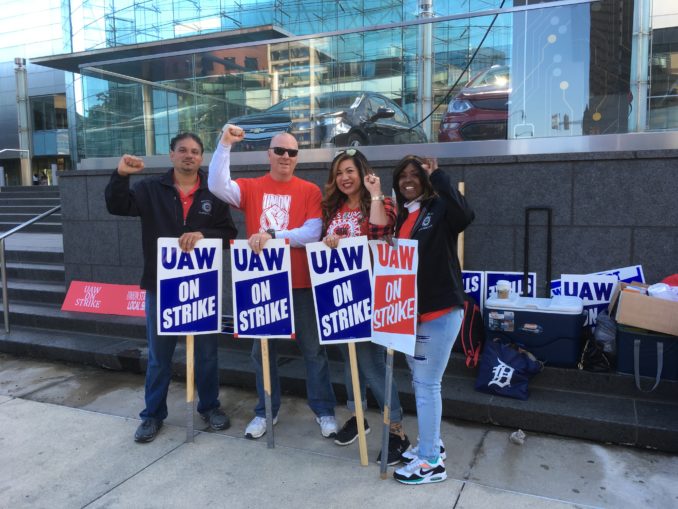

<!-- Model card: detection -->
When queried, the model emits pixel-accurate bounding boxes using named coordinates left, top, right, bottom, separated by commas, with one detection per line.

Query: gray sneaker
left=245, top=415, right=278, bottom=439
left=316, top=415, right=338, bottom=438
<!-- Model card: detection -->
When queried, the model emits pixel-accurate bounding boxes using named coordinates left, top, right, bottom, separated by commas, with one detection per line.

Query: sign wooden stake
left=186, top=334, right=195, bottom=443
left=348, top=342, right=368, bottom=466
left=379, top=347, right=395, bottom=479
left=261, top=338, right=275, bottom=449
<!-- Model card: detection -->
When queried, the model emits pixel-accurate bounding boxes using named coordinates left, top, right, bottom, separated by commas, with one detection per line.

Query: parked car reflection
left=438, top=65, right=510, bottom=142
left=227, top=91, right=427, bottom=150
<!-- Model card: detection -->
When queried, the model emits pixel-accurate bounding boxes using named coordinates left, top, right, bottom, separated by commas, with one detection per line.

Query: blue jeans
left=140, top=292, right=221, bottom=421
left=251, top=288, right=336, bottom=418
left=340, top=341, right=403, bottom=423
left=406, top=307, right=464, bottom=461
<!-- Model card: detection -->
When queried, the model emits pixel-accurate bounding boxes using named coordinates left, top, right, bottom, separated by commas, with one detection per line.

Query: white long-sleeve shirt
left=207, top=142, right=321, bottom=248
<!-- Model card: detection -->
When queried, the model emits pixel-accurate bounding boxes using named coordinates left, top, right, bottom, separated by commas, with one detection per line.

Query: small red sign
left=61, top=281, right=146, bottom=317
left=372, top=274, right=417, bottom=335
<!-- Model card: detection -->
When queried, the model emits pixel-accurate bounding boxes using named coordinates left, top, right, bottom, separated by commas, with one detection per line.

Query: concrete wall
left=60, top=149, right=678, bottom=303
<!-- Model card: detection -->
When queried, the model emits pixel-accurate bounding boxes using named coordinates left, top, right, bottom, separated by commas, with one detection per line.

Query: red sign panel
left=61, top=281, right=146, bottom=317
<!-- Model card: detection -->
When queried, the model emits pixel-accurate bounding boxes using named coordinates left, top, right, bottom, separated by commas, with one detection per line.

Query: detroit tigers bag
left=474, top=338, right=543, bottom=400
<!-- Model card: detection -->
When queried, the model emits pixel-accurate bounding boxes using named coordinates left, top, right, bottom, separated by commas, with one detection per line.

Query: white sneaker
left=245, top=415, right=278, bottom=439
left=400, top=438, right=446, bottom=463
left=394, top=455, right=447, bottom=485
left=316, top=415, right=338, bottom=438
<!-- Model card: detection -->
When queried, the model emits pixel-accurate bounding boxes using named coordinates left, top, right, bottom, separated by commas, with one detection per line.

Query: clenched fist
left=219, top=124, right=245, bottom=147
left=117, top=155, right=145, bottom=177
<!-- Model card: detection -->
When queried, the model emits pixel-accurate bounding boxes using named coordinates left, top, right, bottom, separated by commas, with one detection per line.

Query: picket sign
left=561, top=274, right=618, bottom=327
left=157, top=237, right=223, bottom=443
left=369, top=238, right=418, bottom=478
left=551, top=265, right=645, bottom=328
left=230, top=238, right=294, bottom=449
left=485, top=271, right=537, bottom=302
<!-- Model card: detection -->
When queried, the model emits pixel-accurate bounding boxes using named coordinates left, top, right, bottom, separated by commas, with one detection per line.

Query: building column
left=14, top=58, right=32, bottom=186
left=418, top=1, right=434, bottom=141
left=630, top=0, right=651, bottom=132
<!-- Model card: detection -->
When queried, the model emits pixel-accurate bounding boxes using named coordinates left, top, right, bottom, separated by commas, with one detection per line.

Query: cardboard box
left=608, top=282, right=678, bottom=336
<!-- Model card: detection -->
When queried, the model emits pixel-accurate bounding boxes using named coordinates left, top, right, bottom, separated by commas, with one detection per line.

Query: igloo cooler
left=483, top=295, right=585, bottom=367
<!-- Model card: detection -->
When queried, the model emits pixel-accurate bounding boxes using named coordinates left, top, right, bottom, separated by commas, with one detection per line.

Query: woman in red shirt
left=321, top=148, right=410, bottom=465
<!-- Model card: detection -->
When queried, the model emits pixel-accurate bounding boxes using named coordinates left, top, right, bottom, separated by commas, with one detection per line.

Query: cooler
left=483, top=295, right=585, bottom=367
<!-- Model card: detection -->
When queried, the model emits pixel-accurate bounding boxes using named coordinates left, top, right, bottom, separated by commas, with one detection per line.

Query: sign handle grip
left=380, top=347, right=395, bottom=479
left=186, top=334, right=195, bottom=443
left=348, top=342, right=368, bottom=466
left=261, top=338, right=275, bottom=449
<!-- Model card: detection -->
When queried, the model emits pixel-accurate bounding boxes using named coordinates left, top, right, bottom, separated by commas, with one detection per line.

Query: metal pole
left=379, top=348, right=394, bottom=479
left=1, top=238, right=9, bottom=333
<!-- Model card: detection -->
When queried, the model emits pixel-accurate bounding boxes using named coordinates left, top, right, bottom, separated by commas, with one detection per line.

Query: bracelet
left=371, top=194, right=385, bottom=201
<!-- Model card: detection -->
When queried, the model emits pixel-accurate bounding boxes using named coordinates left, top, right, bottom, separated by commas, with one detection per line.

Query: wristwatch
left=266, top=228, right=276, bottom=239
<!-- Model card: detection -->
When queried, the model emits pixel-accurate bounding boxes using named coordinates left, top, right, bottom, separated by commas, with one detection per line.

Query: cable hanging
left=410, top=0, right=508, bottom=131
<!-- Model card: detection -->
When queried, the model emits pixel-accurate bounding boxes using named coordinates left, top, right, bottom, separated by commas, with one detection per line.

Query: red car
left=438, top=65, right=510, bottom=142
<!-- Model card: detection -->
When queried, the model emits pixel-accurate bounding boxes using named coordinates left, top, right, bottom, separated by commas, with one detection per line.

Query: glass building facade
left=19, top=0, right=678, bottom=160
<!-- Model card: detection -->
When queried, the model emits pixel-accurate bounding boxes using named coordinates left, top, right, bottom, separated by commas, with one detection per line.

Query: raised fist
left=220, top=124, right=245, bottom=146
left=117, top=155, right=145, bottom=176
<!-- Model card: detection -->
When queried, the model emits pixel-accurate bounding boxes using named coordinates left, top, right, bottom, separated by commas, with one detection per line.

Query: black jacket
left=395, top=169, right=474, bottom=315
left=105, top=168, right=238, bottom=290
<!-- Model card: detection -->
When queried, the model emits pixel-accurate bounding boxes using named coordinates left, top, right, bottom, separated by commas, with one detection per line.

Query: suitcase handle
left=633, top=339, right=663, bottom=392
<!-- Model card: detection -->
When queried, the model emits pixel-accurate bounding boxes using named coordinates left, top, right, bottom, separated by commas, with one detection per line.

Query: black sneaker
left=334, top=416, right=370, bottom=445
left=201, top=407, right=231, bottom=431
left=377, top=433, right=411, bottom=466
left=134, top=418, right=162, bottom=443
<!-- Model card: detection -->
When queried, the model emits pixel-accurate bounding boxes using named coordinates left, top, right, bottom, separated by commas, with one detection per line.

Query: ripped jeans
left=405, top=307, right=464, bottom=462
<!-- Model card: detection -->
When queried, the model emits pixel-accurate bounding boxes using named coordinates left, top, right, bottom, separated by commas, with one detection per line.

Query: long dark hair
left=392, top=155, right=437, bottom=228
left=321, top=149, right=373, bottom=233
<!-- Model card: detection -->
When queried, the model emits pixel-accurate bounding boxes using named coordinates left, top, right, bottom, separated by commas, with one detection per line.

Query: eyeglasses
left=271, top=147, right=299, bottom=157
left=335, top=148, right=357, bottom=157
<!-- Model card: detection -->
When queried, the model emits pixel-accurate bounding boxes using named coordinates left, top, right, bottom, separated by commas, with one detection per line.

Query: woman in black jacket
left=391, top=155, right=474, bottom=485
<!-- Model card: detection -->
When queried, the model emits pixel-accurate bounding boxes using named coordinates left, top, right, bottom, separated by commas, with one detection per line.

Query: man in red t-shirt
left=209, top=126, right=337, bottom=440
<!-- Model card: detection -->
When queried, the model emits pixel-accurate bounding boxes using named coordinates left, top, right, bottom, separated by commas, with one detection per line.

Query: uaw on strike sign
left=157, top=238, right=222, bottom=335
left=230, top=239, right=294, bottom=338
left=306, top=236, right=372, bottom=344
left=369, top=239, right=418, bottom=356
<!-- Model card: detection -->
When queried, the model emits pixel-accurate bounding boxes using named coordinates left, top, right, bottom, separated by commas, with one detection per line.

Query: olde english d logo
left=488, top=358, right=514, bottom=388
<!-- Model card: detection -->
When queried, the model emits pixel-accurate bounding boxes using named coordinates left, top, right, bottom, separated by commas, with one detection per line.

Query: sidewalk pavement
left=1, top=352, right=676, bottom=509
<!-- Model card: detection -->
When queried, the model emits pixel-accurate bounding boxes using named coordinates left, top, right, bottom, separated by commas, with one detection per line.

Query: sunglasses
left=271, top=147, right=299, bottom=157
left=335, top=148, right=358, bottom=157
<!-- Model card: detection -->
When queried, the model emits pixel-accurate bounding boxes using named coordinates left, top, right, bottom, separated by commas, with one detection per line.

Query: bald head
left=270, top=133, right=298, bottom=149
left=268, top=132, right=299, bottom=182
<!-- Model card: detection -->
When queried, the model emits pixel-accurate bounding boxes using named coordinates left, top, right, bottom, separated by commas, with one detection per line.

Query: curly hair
left=321, top=149, right=373, bottom=234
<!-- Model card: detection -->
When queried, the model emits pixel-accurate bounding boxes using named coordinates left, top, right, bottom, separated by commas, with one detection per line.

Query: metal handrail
left=0, top=205, right=61, bottom=333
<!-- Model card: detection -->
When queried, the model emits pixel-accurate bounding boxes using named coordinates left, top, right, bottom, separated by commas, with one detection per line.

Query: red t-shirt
left=398, top=208, right=420, bottom=240
left=326, top=202, right=367, bottom=237
left=237, top=174, right=322, bottom=288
